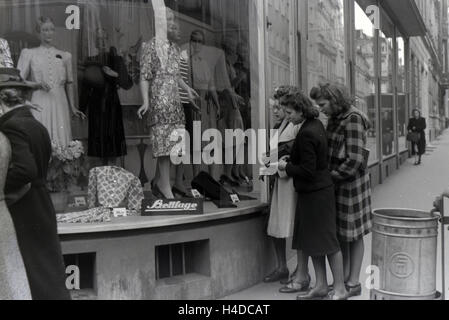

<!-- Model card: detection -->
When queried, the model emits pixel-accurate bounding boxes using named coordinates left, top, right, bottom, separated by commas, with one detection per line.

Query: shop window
left=155, top=240, right=211, bottom=280
left=380, top=11, right=395, bottom=159
left=355, top=1, right=378, bottom=164
left=397, top=35, right=407, bottom=152
left=0, top=0, right=264, bottom=209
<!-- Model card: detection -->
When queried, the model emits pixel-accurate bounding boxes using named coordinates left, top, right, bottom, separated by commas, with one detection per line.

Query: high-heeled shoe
left=172, top=186, right=192, bottom=198
left=152, top=184, right=167, bottom=199
left=220, top=175, right=240, bottom=187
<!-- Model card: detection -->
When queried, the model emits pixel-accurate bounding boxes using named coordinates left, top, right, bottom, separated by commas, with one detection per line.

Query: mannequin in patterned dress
left=0, top=38, right=13, bottom=68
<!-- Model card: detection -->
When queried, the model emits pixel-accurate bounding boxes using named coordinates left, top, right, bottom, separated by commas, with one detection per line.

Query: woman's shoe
left=263, top=269, right=289, bottom=283
left=325, top=291, right=350, bottom=301
left=345, top=283, right=362, bottom=298
left=280, top=267, right=299, bottom=285
left=279, top=276, right=311, bottom=294
left=296, top=288, right=330, bottom=301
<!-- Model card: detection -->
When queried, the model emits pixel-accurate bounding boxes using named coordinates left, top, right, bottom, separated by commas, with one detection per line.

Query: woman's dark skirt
left=292, top=185, right=341, bottom=257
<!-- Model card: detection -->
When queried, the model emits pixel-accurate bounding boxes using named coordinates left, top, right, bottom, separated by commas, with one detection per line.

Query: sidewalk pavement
left=222, top=130, right=449, bottom=300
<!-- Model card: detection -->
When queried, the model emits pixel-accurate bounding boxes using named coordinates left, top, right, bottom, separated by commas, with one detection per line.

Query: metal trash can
left=371, top=209, right=439, bottom=300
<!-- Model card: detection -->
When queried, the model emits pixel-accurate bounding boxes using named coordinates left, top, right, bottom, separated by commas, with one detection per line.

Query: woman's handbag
left=407, top=132, right=421, bottom=143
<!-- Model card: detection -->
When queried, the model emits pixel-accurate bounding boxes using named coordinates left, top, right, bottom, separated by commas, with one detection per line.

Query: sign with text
left=141, top=198, right=204, bottom=216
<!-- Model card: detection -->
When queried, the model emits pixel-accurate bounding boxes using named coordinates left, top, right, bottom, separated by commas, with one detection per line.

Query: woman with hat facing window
left=0, top=67, right=70, bottom=300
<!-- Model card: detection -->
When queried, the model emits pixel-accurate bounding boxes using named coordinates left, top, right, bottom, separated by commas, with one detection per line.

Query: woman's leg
left=340, top=240, right=351, bottom=282
left=309, top=256, right=329, bottom=293
left=293, top=250, right=309, bottom=282
left=157, top=156, right=174, bottom=199
left=174, top=164, right=188, bottom=194
left=273, top=238, right=288, bottom=272
left=347, top=238, right=365, bottom=287
left=328, top=251, right=348, bottom=297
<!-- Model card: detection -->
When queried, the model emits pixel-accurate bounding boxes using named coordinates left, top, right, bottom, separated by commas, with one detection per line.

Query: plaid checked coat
left=327, top=106, right=373, bottom=242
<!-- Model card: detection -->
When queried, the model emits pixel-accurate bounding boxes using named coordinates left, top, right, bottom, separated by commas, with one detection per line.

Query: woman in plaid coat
left=311, top=83, right=372, bottom=299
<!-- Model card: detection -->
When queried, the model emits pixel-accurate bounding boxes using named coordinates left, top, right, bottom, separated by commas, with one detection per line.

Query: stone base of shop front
left=58, top=201, right=275, bottom=300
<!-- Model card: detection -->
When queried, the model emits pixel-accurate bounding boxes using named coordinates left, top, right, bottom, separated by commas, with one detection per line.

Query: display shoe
left=172, top=186, right=189, bottom=198
left=152, top=185, right=168, bottom=199
left=220, top=175, right=240, bottom=187
left=263, top=269, right=289, bottom=283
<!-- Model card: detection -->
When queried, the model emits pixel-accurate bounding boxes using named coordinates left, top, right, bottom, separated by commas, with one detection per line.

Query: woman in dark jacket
left=408, top=109, right=427, bottom=165
left=278, top=88, right=348, bottom=300
left=0, top=68, right=70, bottom=300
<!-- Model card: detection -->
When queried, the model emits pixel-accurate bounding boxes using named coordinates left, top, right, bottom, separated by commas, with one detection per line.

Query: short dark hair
left=310, top=83, right=353, bottom=113
left=412, top=109, right=422, bottom=117
left=280, top=87, right=319, bottom=120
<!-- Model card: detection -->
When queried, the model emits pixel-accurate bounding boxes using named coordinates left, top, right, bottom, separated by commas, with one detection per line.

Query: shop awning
left=357, top=0, right=427, bottom=37
left=381, top=0, right=427, bottom=37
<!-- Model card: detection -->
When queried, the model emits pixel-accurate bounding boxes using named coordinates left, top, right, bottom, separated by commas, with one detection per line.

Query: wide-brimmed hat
left=0, top=68, right=35, bottom=90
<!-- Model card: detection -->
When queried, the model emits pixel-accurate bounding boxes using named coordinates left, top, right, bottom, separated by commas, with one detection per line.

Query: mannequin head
left=190, top=30, right=205, bottom=55
left=166, top=10, right=180, bottom=42
left=95, top=28, right=109, bottom=52
left=36, top=17, right=55, bottom=46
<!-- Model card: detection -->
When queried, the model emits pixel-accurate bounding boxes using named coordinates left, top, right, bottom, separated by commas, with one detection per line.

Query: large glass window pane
left=380, top=14, right=395, bottom=158
left=0, top=0, right=265, bottom=204
left=397, top=35, right=407, bottom=152
left=355, top=1, right=377, bottom=164
left=307, top=0, right=346, bottom=92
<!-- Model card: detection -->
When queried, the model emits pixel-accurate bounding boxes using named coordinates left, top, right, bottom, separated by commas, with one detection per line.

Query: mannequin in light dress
left=17, top=17, right=85, bottom=148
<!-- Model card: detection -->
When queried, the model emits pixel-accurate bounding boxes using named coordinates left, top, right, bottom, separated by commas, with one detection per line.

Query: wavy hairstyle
left=0, top=87, right=28, bottom=108
left=36, top=16, right=55, bottom=34
left=280, top=86, right=319, bottom=120
left=310, top=83, right=354, bottom=113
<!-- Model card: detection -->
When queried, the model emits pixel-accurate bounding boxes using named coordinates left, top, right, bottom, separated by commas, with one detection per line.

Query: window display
left=355, top=1, right=378, bottom=164
left=0, top=0, right=259, bottom=204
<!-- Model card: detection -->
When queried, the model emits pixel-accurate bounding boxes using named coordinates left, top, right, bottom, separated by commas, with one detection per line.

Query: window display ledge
left=58, top=199, right=267, bottom=235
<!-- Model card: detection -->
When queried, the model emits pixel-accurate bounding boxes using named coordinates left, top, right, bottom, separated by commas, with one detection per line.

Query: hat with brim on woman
left=0, top=68, right=35, bottom=90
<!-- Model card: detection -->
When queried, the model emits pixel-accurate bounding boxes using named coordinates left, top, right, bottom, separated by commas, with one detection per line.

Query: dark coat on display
left=80, top=47, right=133, bottom=159
left=407, top=117, right=427, bottom=156
left=0, top=107, right=70, bottom=300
